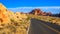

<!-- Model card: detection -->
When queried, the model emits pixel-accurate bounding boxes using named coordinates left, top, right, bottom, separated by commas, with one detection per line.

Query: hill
left=0, top=3, right=30, bottom=34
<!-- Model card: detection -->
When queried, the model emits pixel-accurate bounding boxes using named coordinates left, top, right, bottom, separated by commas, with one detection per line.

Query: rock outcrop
left=29, top=9, right=52, bottom=16
left=0, top=3, right=10, bottom=25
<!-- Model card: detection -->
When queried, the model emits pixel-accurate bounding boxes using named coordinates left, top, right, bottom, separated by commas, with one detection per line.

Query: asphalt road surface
left=28, top=18, right=60, bottom=34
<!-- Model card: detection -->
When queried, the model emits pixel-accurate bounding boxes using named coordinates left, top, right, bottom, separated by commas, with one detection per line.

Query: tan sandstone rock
left=0, top=3, right=10, bottom=25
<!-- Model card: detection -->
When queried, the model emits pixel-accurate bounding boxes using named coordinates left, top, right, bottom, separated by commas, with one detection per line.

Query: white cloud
left=8, top=7, right=60, bottom=14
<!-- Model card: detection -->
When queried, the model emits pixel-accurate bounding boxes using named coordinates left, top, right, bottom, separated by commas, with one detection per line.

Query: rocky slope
left=0, top=3, right=11, bottom=25
left=0, top=3, right=30, bottom=34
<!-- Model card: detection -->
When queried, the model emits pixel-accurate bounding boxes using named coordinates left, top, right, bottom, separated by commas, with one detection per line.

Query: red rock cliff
left=29, top=9, right=52, bottom=16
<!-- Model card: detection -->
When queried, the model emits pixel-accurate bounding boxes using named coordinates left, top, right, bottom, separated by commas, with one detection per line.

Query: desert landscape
left=0, top=3, right=60, bottom=34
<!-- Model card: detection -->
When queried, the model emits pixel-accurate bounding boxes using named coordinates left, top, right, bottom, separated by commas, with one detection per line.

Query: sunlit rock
left=0, top=3, right=10, bottom=25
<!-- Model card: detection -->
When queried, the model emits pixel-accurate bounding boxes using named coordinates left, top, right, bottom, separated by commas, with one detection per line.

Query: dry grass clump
left=0, top=11, right=30, bottom=34
left=0, top=16, right=30, bottom=34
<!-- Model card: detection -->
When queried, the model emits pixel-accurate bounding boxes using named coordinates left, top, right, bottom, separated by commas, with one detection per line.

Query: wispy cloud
left=8, top=7, right=60, bottom=14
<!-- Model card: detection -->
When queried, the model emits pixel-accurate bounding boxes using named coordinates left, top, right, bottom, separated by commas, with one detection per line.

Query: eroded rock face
left=29, top=9, right=52, bottom=16
left=0, top=3, right=10, bottom=25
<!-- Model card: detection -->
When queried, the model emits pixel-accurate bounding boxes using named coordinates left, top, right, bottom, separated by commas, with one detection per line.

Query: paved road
left=28, top=18, right=60, bottom=34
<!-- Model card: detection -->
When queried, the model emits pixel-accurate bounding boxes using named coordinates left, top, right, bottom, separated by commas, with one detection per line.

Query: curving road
left=28, top=18, right=60, bottom=34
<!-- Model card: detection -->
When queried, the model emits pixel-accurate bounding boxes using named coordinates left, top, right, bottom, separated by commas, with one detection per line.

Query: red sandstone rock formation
left=29, top=9, right=52, bottom=16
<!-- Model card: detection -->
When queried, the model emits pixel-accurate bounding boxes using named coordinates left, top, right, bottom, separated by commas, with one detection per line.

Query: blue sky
left=0, top=0, right=60, bottom=8
left=0, top=0, right=60, bottom=14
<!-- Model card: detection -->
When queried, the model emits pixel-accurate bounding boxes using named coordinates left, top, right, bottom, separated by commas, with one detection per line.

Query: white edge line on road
left=27, top=20, right=31, bottom=34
